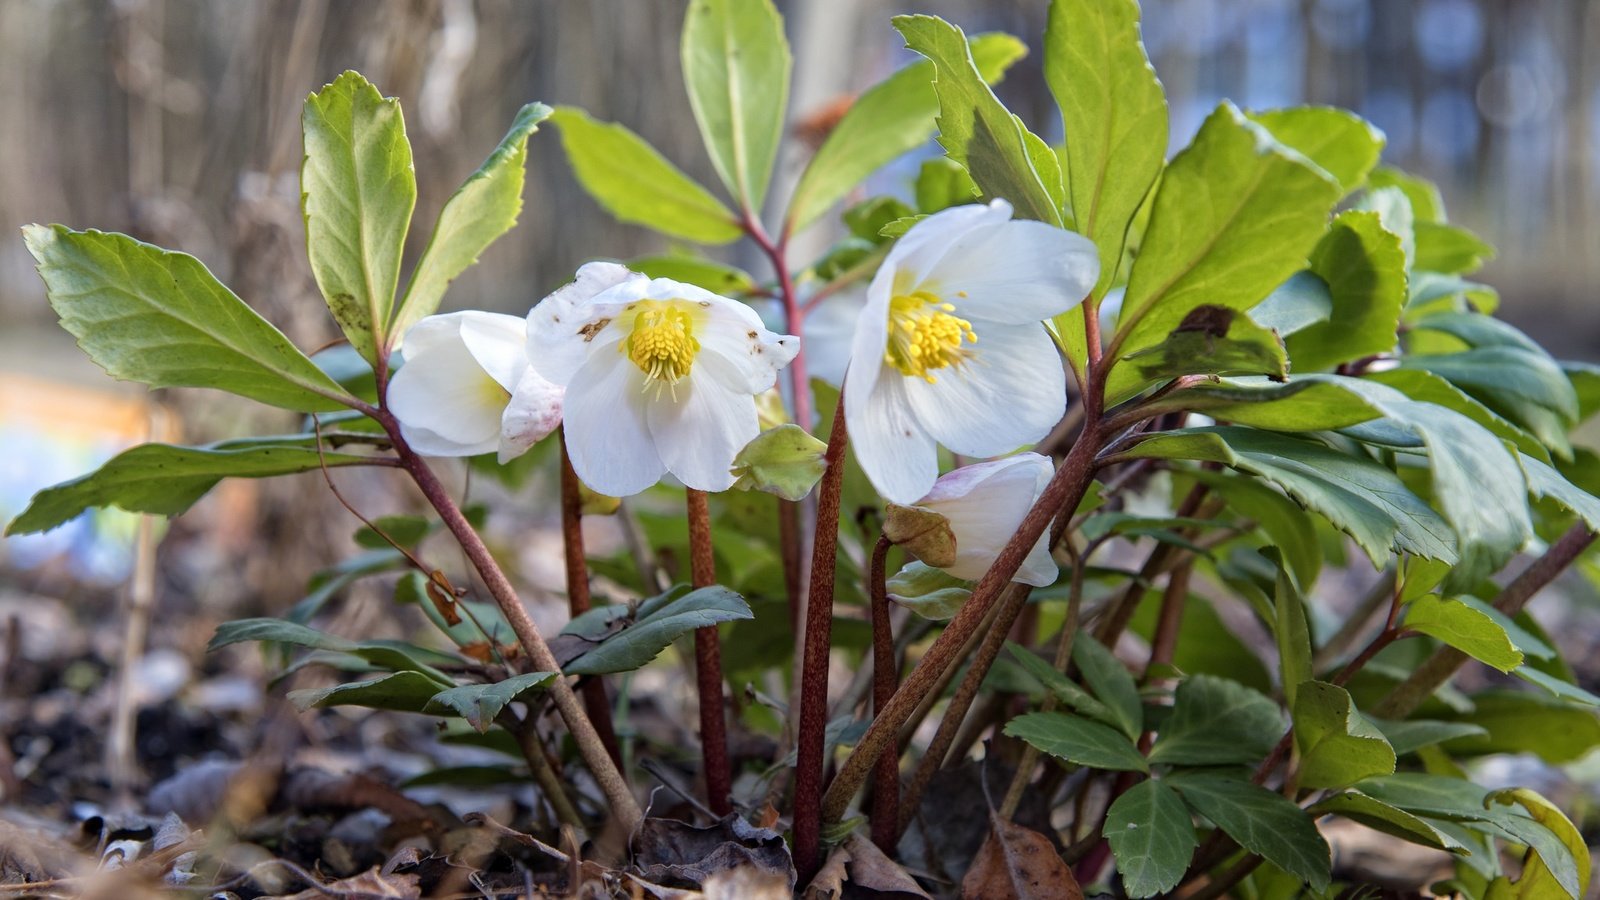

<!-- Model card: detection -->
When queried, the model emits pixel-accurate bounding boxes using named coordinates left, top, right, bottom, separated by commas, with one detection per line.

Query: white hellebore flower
left=845, top=199, right=1099, bottom=505
left=916, top=452, right=1057, bottom=586
left=527, top=262, right=800, bottom=496
left=387, top=311, right=563, bottom=462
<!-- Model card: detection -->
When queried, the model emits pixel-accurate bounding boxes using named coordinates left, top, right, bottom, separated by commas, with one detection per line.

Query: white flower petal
left=885, top=200, right=1012, bottom=289
left=920, top=453, right=1057, bottom=585
left=844, top=270, right=895, bottom=414
left=562, top=353, right=663, bottom=496
left=1016, top=538, right=1059, bottom=587
left=804, top=286, right=866, bottom=388
left=903, top=322, right=1067, bottom=457
left=646, top=370, right=760, bottom=492
left=498, top=366, right=565, bottom=463
left=693, top=298, right=800, bottom=395
left=928, top=219, right=1100, bottom=325
left=847, top=371, right=939, bottom=505
left=457, top=311, right=533, bottom=391
left=387, top=320, right=508, bottom=457
left=526, top=263, right=647, bottom=384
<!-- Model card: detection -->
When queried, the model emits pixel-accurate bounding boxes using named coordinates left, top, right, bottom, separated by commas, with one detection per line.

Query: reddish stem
left=867, top=535, right=899, bottom=853
left=743, top=214, right=812, bottom=432
left=559, top=444, right=623, bottom=771
left=793, top=398, right=850, bottom=882
left=686, top=488, right=732, bottom=816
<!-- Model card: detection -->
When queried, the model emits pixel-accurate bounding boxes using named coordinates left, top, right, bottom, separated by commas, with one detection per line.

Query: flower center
left=622, top=301, right=700, bottom=394
left=884, top=290, right=977, bottom=383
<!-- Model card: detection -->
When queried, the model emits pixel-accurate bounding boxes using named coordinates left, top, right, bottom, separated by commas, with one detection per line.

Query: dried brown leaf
left=960, top=817, right=1081, bottom=900
left=805, top=833, right=931, bottom=899
left=633, top=815, right=795, bottom=892
left=278, top=867, right=422, bottom=900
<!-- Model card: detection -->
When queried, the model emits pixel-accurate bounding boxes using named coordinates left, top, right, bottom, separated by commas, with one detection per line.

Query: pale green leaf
left=7, top=437, right=370, bottom=536
left=393, top=102, right=550, bottom=341
left=887, top=562, right=972, bottom=621
left=1004, top=711, right=1149, bottom=772
left=1121, top=304, right=1287, bottom=382
left=894, top=15, right=1061, bottom=225
left=1250, top=271, right=1333, bottom=337
left=1404, top=595, right=1523, bottom=672
left=23, top=225, right=351, bottom=412
left=1369, top=166, right=1445, bottom=221
left=1107, top=102, right=1341, bottom=403
left=1273, top=565, right=1313, bottom=706
left=1357, top=185, right=1415, bottom=269
left=1414, top=221, right=1494, bottom=274
left=1104, top=779, right=1196, bottom=898
left=787, top=33, right=1026, bottom=232
left=1293, top=681, right=1397, bottom=789
left=1284, top=210, right=1408, bottom=372
left=681, top=0, right=790, bottom=211
left=1370, top=719, right=1488, bottom=755
left=627, top=255, right=757, bottom=295
left=301, top=71, right=417, bottom=363
left=729, top=424, right=828, bottom=501
left=1246, top=107, right=1385, bottom=194
left=550, top=106, right=742, bottom=243
left=1488, top=789, right=1590, bottom=900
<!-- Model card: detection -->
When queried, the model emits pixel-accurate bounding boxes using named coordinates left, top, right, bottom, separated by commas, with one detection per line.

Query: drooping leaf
left=1072, top=634, right=1144, bottom=739
left=7, top=438, right=370, bottom=536
left=729, top=424, right=828, bottom=501
left=392, top=102, right=550, bottom=340
left=1246, top=106, right=1385, bottom=195
left=425, top=672, right=558, bottom=733
left=1414, top=221, right=1494, bottom=274
left=1148, top=674, right=1283, bottom=766
left=1273, top=565, right=1314, bottom=707
left=1004, top=642, right=1120, bottom=732
left=1371, top=718, right=1489, bottom=755
left=681, top=0, right=790, bottom=211
left=550, top=107, right=742, bottom=243
left=1198, top=472, right=1323, bottom=589
left=301, top=71, right=417, bottom=363
left=1365, top=368, right=1547, bottom=460
left=1283, top=210, right=1408, bottom=373
left=1103, top=779, right=1196, bottom=898
left=209, top=618, right=457, bottom=685
left=22, top=226, right=351, bottom=412
left=1122, top=304, right=1287, bottom=382
left=786, top=32, right=1026, bottom=232
left=1515, top=667, right=1600, bottom=708
left=1487, top=788, right=1590, bottom=900
left=886, top=562, right=971, bottom=621
left=1166, top=771, right=1332, bottom=890
left=563, top=586, right=753, bottom=675
left=1106, top=102, right=1341, bottom=403
left=893, top=15, right=1061, bottom=225
left=1120, top=427, right=1457, bottom=565
left=1293, top=681, right=1397, bottom=789
left=288, top=671, right=443, bottom=713
left=1003, top=711, right=1149, bottom=773
left=1447, top=691, right=1600, bottom=764
left=1404, top=595, right=1523, bottom=673
left=1354, top=772, right=1491, bottom=820
left=1309, top=792, right=1461, bottom=852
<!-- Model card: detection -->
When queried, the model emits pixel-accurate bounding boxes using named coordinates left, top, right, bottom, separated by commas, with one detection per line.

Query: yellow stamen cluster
left=622, top=301, right=699, bottom=395
left=884, top=290, right=977, bottom=383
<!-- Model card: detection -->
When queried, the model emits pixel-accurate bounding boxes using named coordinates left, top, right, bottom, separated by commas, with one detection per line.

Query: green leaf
left=1355, top=772, right=1491, bottom=819
left=629, top=255, right=757, bottom=296
left=1488, top=788, right=1591, bottom=900
left=392, top=102, right=550, bottom=340
left=886, top=562, right=972, bottom=621
left=1120, top=427, right=1457, bottom=565
left=893, top=15, right=1061, bottom=225
left=425, top=672, right=558, bottom=733
left=22, top=226, right=351, bottom=412
left=301, top=71, right=417, bottom=364
left=1371, top=718, right=1489, bottom=755
left=680, top=0, right=790, bottom=211
left=1404, top=595, right=1523, bottom=673
left=7, top=437, right=370, bottom=536
left=1123, top=305, right=1287, bottom=382
left=1003, top=711, right=1149, bottom=773
left=1103, top=779, right=1196, bottom=898
left=1073, top=634, right=1144, bottom=739
left=1250, top=271, right=1333, bottom=337
left=550, top=107, right=742, bottom=243
left=1166, top=771, right=1331, bottom=890
left=289, top=671, right=442, bottom=713
left=1309, top=792, right=1460, bottom=852
left=786, top=32, right=1025, bottom=232
left=1366, top=369, right=1547, bottom=460
left=1515, top=667, right=1600, bottom=707
left=1283, top=210, right=1408, bottom=373
left=1246, top=107, right=1385, bottom=195
left=1357, top=186, right=1415, bottom=269
left=209, top=618, right=457, bottom=685
left=1293, top=681, right=1397, bottom=789
left=728, top=424, right=827, bottom=501
left=1273, top=565, right=1313, bottom=707
left=1005, top=642, right=1120, bottom=730
left=353, top=514, right=431, bottom=550
left=1148, top=674, right=1284, bottom=766
left=1369, top=166, right=1445, bottom=222
left=1107, top=102, right=1341, bottom=403
left=1447, top=691, right=1600, bottom=764
left=563, top=586, right=753, bottom=675
left=1414, top=221, right=1494, bottom=274
left=1048, top=0, right=1166, bottom=302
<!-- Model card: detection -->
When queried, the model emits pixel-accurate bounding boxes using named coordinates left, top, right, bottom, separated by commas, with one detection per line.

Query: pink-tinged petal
left=847, top=369, right=939, bottom=505
left=562, top=353, right=663, bottom=496
left=904, top=322, right=1067, bottom=458
left=921, top=454, right=1055, bottom=582
left=928, top=220, right=1099, bottom=325
left=498, top=366, right=565, bottom=463
left=646, top=369, right=760, bottom=492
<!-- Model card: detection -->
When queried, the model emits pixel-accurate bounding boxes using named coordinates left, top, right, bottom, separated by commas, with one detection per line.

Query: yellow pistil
left=621, top=301, right=700, bottom=396
left=883, top=290, right=977, bottom=383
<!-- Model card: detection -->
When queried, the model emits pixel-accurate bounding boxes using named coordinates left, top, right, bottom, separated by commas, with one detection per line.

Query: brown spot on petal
left=578, top=318, right=611, bottom=342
